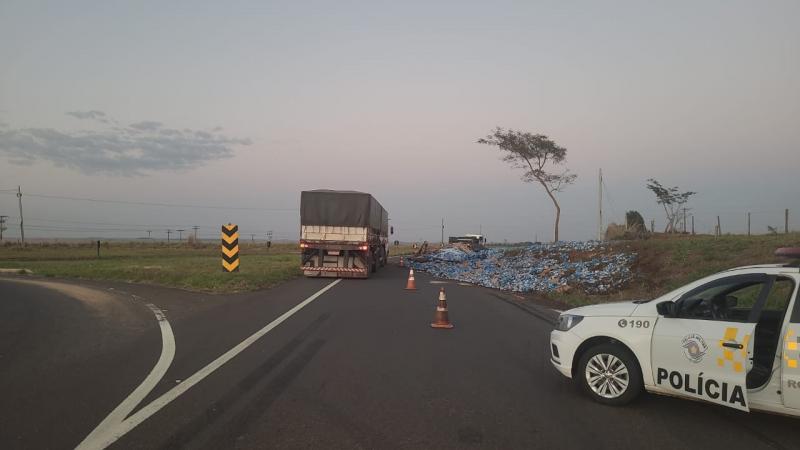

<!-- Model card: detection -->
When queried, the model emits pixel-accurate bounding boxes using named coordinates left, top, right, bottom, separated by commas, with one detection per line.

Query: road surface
left=0, top=267, right=797, bottom=450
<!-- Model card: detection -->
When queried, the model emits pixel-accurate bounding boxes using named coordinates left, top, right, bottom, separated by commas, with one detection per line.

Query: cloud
left=129, top=121, right=163, bottom=131
left=0, top=114, right=250, bottom=175
left=66, top=110, right=108, bottom=121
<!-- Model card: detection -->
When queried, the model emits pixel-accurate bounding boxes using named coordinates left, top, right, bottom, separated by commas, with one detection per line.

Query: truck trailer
left=300, top=190, right=389, bottom=278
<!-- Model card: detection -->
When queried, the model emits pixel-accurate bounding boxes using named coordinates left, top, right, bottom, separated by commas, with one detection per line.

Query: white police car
left=550, top=248, right=800, bottom=416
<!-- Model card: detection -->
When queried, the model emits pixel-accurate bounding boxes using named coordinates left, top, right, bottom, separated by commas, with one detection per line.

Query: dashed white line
left=78, top=278, right=341, bottom=450
left=77, top=303, right=175, bottom=450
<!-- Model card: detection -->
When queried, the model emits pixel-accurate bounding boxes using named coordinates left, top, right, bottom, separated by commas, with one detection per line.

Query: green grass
left=546, top=232, right=800, bottom=307
left=0, top=241, right=302, bottom=292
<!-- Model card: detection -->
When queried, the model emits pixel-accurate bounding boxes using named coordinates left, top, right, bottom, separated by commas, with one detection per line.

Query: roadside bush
left=605, top=223, right=627, bottom=241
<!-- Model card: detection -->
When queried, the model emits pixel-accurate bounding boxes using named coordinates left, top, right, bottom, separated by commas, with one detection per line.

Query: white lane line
left=81, top=278, right=341, bottom=450
left=77, top=303, right=176, bottom=450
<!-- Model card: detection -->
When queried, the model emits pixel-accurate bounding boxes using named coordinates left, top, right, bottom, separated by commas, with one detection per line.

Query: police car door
left=782, top=277, right=800, bottom=410
left=651, top=274, right=771, bottom=412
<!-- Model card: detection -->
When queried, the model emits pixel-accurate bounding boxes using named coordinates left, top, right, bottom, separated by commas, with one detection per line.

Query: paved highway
left=1, top=267, right=798, bottom=449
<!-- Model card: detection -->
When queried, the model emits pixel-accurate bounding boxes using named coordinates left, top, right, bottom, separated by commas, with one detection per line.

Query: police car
left=550, top=248, right=800, bottom=416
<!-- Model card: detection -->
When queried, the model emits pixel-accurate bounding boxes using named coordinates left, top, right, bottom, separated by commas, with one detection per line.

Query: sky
left=0, top=0, right=798, bottom=242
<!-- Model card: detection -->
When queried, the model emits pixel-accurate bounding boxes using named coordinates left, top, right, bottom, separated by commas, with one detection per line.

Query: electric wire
left=0, top=191, right=298, bottom=212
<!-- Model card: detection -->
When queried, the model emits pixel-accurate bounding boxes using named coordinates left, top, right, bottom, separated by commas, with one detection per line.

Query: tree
left=478, top=128, right=577, bottom=242
left=645, top=179, right=696, bottom=233
left=625, top=210, right=646, bottom=235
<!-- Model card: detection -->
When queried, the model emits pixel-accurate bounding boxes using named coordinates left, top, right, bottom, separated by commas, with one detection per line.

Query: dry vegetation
left=544, top=233, right=800, bottom=307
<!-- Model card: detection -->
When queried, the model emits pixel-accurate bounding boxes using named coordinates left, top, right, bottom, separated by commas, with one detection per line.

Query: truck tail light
left=300, top=241, right=309, bottom=248
left=358, top=244, right=369, bottom=251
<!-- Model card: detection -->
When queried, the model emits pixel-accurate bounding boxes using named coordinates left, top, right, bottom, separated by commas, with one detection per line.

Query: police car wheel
left=577, top=344, right=642, bottom=406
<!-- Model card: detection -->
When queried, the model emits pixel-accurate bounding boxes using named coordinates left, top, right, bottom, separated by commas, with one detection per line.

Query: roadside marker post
left=221, top=223, right=240, bottom=272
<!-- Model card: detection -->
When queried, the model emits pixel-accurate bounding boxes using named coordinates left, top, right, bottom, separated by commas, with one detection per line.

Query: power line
left=0, top=191, right=298, bottom=212
left=2, top=215, right=219, bottom=229
left=600, top=177, right=620, bottom=220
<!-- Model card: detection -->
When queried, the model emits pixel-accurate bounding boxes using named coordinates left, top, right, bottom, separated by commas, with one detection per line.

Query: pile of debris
left=406, top=241, right=636, bottom=294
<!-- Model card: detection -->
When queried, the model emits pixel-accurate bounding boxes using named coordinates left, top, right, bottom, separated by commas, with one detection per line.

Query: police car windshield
left=632, top=282, right=698, bottom=304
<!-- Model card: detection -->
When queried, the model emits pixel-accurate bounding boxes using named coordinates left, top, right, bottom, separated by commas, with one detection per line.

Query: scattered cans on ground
left=406, top=241, right=636, bottom=294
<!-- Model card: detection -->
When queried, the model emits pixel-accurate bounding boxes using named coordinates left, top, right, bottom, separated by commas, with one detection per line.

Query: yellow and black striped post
left=221, top=223, right=240, bottom=272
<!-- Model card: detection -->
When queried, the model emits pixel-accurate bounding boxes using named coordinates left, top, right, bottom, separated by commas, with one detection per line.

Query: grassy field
left=0, top=241, right=301, bottom=293
left=547, top=233, right=800, bottom=306
left=3, top=234, right=799, bottom=299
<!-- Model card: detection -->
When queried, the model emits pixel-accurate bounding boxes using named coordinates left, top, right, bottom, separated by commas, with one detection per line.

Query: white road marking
left=77, top=303, right=176, bottom=450
left=79, top=278, right=341, bottom=450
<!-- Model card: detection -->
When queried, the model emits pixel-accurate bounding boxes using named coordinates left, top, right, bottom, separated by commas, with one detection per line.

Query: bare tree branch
left=646, top=178, right=696, bottom=233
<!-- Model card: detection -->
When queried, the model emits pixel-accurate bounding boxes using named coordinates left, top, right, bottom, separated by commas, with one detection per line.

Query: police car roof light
left=775, top=247, right=800, bottom=267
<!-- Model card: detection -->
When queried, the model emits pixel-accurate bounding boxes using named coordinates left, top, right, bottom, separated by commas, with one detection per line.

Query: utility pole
left=250, top=233, right=255, bottom=243
left=691, top=215, right=695, bottom=235
left=146, top=230, right=152, bottom=239
left=192, top=226, right=199, bottom=240
left=597, top=168, right=603, bottom=241
left=441, top=218, right=444, bottom=247
left=17, top=186, right=24, bottom=246
left=0, top=215, right=7, bottom=241
left=786, top=209, right=790, bottom=234
left=683, top=208, right=687, bottom=234
left=166, top=229, right=172, bottom=242
left=176, top=229, right=185, bottom=240
left=717, top=216, right=722, bottom=236
left=747, top=212, right=751, bottom=237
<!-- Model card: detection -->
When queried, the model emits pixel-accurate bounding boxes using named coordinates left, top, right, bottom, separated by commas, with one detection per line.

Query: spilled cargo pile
left=406, top=241, right=636, bottom=294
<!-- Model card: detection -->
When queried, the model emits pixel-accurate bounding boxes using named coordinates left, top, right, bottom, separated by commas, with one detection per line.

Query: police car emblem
left=681, top=334, right=708, bottom=363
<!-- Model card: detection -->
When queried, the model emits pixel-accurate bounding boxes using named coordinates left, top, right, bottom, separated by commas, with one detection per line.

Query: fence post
left=691, top=216, right=695, bottom=235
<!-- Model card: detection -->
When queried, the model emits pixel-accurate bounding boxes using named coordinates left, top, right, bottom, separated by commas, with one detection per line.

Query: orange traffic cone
left=399, top=256, right=404, bottom=267
left=405, top=268, right=417, bottom=290
left=431, top=288, right=454, bottom=329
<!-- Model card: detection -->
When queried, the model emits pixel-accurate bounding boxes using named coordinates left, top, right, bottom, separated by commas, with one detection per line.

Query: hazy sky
left=1, top=0, right=798, bottom=242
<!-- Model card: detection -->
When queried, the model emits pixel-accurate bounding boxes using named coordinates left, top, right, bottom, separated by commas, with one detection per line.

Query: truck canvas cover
left=300, top=190, right=388, bottom=235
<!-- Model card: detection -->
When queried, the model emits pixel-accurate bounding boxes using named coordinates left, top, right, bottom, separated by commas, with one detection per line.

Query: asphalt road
left=1, top=267, right=799, bottom=450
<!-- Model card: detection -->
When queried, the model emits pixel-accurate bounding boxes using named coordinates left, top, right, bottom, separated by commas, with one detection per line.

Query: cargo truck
left=300, top=190, right=389, bottom=278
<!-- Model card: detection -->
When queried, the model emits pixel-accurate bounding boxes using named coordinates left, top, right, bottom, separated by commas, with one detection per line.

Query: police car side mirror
left=657, top=301, right=676, bottom=318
